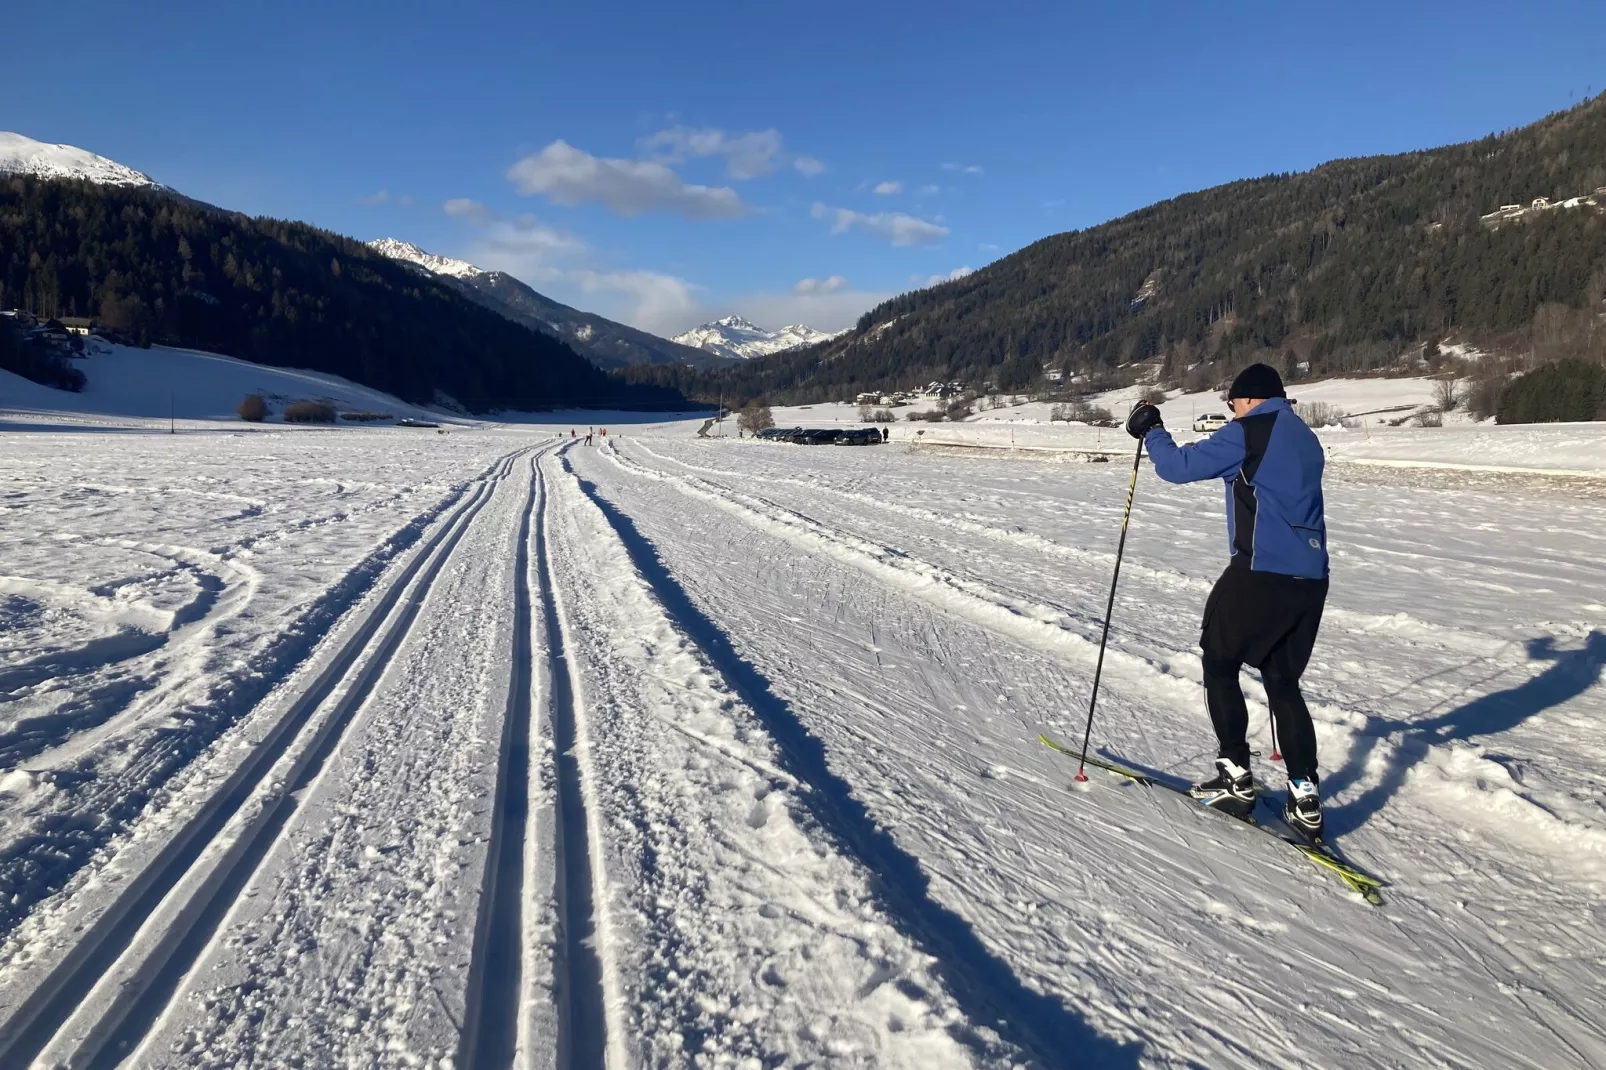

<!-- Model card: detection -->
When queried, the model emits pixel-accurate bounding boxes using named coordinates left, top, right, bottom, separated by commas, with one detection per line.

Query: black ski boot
left=1283, top=777, right=1324, bottom=841
left=1189, top=758, right=1256, bottom=819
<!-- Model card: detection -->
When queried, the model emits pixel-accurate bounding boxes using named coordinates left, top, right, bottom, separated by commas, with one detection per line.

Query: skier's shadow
left=566, top=463, right=1144, bottom=1068
left=1323, top=631, right=1606, bottom=835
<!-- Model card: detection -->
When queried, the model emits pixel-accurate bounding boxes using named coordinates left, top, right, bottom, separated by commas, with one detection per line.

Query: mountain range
left=0, top=150, right=683, bottom=411
left=1, top=132, right=733, bottom=378
left=367, top=239, right=727, bottom=370
left=671, top=316, right=839, bottom=360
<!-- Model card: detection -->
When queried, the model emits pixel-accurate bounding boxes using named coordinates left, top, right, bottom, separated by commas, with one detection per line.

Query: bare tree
left=738, top=400, right=775, bottom=435
left=1432, top=375, right=1461, bottom=412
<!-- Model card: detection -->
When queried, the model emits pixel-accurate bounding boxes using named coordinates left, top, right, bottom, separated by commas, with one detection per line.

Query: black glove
left=1126, top=401, right=1163, bottom=439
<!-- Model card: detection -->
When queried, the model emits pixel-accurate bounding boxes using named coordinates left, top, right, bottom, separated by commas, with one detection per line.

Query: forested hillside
left=0, top=177, right=680, bottom=411
left=628, top=93, right=1606, bottom=405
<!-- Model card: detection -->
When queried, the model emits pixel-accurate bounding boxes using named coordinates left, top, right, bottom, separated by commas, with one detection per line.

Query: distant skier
left=880, top=427, right=889, bottom=443
left=584, top=431, right=593, bottom=445
left=1125, top=363, right=1329, bottom=839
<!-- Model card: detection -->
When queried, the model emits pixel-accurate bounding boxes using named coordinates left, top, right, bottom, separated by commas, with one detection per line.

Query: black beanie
left=1227, top=362, right=1287, bottom=400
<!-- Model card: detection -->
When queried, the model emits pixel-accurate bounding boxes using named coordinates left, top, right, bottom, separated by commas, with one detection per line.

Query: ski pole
left=1269, top=714, right=1282, bottom=763
left=1074, top=436, right=1145, bottom=782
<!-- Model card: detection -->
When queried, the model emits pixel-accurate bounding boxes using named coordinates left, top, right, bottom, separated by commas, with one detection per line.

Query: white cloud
left=641, top=125, right=784, bottom=180
left=794, top=155, right=825, bottom=176
left=873, top=180, right=902, bottom=196
left=356, top=189, right=390, bottom=205
left=978, top=242, right=1000, bottom=252
left=443, top=197, right=494, bottom=225
left=915, top=184, right=940, bottom=196
left=915, top=265, right=974, bottom=288
left=570, top=269, right=702, bottom=335
left=507, top=140, right=745, bottom=220
left=794, top=275, right=849, bottom=295
left=475, top=215, right=589, bottom=269
left=457, top=216, right=697, bottom=335
left=942, top=162, right=984, bottom=175
left=730, top=286, right=893, bottom=336
left=811, top=202, right=949, bottom=246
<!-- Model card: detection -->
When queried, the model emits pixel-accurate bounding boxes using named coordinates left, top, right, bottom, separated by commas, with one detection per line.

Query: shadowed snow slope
left=0, top=342, right=448, bottom=428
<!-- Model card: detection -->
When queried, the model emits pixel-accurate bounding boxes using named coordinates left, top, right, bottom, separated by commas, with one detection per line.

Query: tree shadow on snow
left=1323, top=631, right=1606, bottom=837
left=568, top=467, right=1144, bottom=1068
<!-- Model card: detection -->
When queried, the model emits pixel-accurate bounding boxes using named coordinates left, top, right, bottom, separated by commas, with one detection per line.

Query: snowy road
left=1, top=426, right=1603, bottom=1067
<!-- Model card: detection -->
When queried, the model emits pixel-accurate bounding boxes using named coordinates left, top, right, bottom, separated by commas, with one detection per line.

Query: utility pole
left=170, top=390, right=175, bottom=435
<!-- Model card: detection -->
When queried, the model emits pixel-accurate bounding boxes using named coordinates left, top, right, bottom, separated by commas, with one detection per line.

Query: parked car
left=798, top=428, right=842, bottom=444
left=836, top=428, right=882, bottom=445
left=1193, top=412, right=1229, bottom=433
left=754, top=427, right=786, bottom=440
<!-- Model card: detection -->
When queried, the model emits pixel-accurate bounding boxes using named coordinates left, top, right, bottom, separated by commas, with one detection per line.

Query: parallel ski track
left=0, top=449, right=529, bottom=1069
left=459, top=451, right=541, bottom=1070
left=531, top=449, right=608, bottom=1070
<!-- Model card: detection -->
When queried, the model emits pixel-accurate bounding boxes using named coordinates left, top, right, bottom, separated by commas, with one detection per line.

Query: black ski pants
left=1200, top=565, right=1328, bottom=782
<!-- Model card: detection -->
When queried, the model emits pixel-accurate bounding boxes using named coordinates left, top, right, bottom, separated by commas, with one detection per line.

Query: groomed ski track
left=566, top=434, right=1606, bottom=1069
left=0, top=426, right=1602, bottom=1067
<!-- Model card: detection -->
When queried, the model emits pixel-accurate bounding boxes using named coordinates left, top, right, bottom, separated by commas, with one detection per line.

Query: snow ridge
left=672, top=316, right=840, bottom=360
left=0, top=132, right=160, bottom=189
left=366, top=238, right=486, bottom=280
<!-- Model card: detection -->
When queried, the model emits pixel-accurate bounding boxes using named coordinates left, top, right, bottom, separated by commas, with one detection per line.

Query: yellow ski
left=1039, top=733, right=1385, bottom=906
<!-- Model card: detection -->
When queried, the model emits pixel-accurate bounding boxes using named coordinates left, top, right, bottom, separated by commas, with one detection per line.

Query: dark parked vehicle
left=755, top=427, right=787, bottom=440
left=798, top=428, right=842, bottom=444
left=836, top=428, right=882, bottom=445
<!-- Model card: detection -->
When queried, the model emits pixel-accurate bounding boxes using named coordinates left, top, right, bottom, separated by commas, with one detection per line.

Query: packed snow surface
left=0, top=131, right=161, bottom=188
left=0, top=417, right=1603, bottom=1067
left=367, top=237, right=487, bottom=280
left=673, top=315, right=839, bottom=359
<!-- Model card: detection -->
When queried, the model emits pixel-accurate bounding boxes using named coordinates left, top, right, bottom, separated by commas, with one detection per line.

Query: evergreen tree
left=0, top=177, right=684, bottom=412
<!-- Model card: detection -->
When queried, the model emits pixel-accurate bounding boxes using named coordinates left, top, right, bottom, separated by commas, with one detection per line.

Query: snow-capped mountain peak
left=672, top=317, right=840, bottom=360
left=0, top=132, right=161, bottom=188
left=367, top=238, right=486, bottom=280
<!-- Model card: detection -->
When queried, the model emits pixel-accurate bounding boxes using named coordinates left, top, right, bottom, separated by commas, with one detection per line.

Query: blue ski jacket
left=1144, top=398, right=1328, bottom=579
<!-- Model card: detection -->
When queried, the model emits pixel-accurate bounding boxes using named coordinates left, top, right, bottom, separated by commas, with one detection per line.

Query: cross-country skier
left=1124, top=363, right=1329, bottom=839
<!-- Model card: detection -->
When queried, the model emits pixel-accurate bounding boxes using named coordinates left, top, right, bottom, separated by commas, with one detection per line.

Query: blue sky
left=3, top=0, right=1603, bottom=335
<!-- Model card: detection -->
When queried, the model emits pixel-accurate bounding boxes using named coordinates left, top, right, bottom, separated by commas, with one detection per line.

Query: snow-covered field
left=0, top=341, right=457, bottom=431
left=771, top=394, right=1606, bottom=477
left=1, top=415, right=1604, bottom=1067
